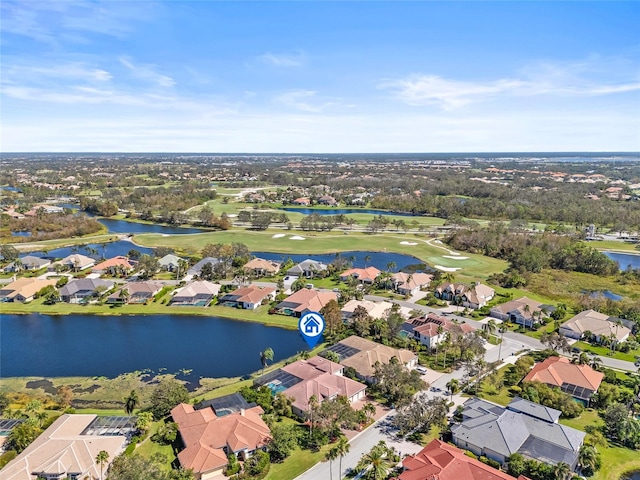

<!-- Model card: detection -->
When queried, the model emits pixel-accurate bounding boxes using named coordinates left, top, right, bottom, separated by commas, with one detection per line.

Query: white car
left=415, top=366, right=428, bottom=374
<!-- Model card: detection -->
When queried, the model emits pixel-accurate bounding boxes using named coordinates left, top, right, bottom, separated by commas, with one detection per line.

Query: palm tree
left=35, top=411, right=47, bottom=428
left=336, top=436, right=350, bottom=478
left=359, top=441, right=395, bottom=480
left=364, top=255, right=371, bottom=268
left=325, top=445, right=339, bottom=480
left=308, top=395, right=319, bottom=434
left=553, top=461, right=571, bottom=480
left=446, top=379, right=460, bottom=401
left=260, top=347, right=274, bottom=376
left=482, top=319, right=497, bottom=339
left=124, top=390, right=138, bottom=415
left=362, top=403, right=376, bottom=423
left=577, top=444, right=598, bottom=474
left=497, top=327, right=506, bottom=360
left=95, top=450, right=109, bottom=480
left=572, top=352, right=589, bottom=365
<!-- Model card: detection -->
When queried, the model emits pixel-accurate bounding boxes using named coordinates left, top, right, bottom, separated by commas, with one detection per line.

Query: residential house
left=171, top=281, right=221, bottom=306
left=255, top=357, right=366, bottom=418
left=0, top=278, right=57, bottom=303
left=398, top=439, right=530, bottom=480
left=91, top=256, right=135, bottom=275
left=0, top=414, right=134, bottom=480
left=435, top=282, right=495, bottom=309
left=451, top=397, right=585, bottom=470
left=55, top=253, right=95, bottom=271
left=171, top=403, right=271, bottom=480
left=391, top=272, right=433, bottom=296
left=490, top=297, right=552, bottom=329
left=59, top=278, right=114, bottom=303
left=339, top=266, right=381, bottom=284
left=187, top=257, right=222, bottom=277
left=275, top=289, right=337, bottom=317
left=243, top=258, right=281, bottom=277
left=402, top=313, right=475, bottom=349
left=106, top=280, right=164, bottom=304
left=559, top=309, right=631, bottom=343
left=158, top=253, right=184, bottom=272
left=325, top=335, right=418, bottom=383
left=18, top=255, right=51, bottom=271
left=523, top=356, right=604, bottom=403
left=292, top=197, right=310, bottom=206
left=317, top=195, right=337, bottom=206
left=341, top=299, right=394, bottom=321
left=218, top=285, right=276, bottom=310
left=286, top=259, right=328, bottom=278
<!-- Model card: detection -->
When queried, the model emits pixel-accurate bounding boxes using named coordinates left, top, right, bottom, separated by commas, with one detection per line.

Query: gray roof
left=452, top=397, right=585, bottom=467
left=59, top=278, right=114, bottom=296
left=508, top=397, right=561, bottom=423
left=187, top=257, right=221, bottom=275
left=158, top=254, right=183, bottom=267
left=20, top=256, right=51, bottom=268
left=286, top=259, right=328, bottom=275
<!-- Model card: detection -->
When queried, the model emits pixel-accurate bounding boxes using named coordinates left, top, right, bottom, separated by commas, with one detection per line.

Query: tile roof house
left=341, top=299, right=394, bottom=321
left=218, top=285, right=276, bottom=310
left=339, top=266, right=382, bottom=284
left=317, top=195, right=337, bottom=206
left=328, top=335, right=418, bottom=383
left=391, top=272, right=433, bottom=296
left=55, top=254, right=95, bottom=271
left=398, top=439, right=530, bottom=480
left=171, top=403, right=271, bottom=480
left=187, top=257, right=222, bottom=277
left=559, top=309, right=631, bottom=343
left=171, top=281, right=221, bottom=306
left=256, top=357, right=366, bottom=418
left=435, top=282, right=495, bottom=309
left=0, top=414, right=132, bottom=480
left=275, top=289, right=337, bottom=317
left=490, top=297, right=552, bottom=329
left=451, top=397, right=585, bottom=470
left=286, top=259, right=328, bottom=278
left=0, top=278, right=57, bottom=303
left=106, top=280, right=164, bottom=304
left=522, top=356, right=605, bottom=402
left=18, top=255, right=52, bottom=271
left=158, top=253, right=184, bottom=272
left=292, top=197, right=311, bottom=205
left=243, top=258, right=281, bottom=277
left=402, top=314, right=475, bottom=349
left=59, top=278, right=114, bottom=303
left=91, top=256, right=135, bottom=275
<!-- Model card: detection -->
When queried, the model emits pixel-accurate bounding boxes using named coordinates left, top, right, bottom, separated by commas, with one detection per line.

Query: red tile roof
left=171, top=403, right=271, bottom=475
left=523, top=356, right=604, bottom=391
left=398, top=439, right=529, bottom=480
left=91, top=256, right=134, bottom=271
left=340, top=267, right=382, bottom=282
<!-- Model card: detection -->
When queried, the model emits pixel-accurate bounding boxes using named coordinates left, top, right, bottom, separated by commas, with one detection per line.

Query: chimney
left=240, top=409, right=245, bottom=416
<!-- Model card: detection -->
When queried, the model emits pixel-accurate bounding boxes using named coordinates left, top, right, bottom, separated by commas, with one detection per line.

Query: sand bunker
left=272, top=233, right=286, bottom=238
left=162, top=234, right=170, bottom=237
left=400, top=241, right=418, bottom=246
left=289, top=235, right=306, bottom=240
left=434, top=265, right=461, bottom=272
left=227, top=214, right=238, bottom=218
left=443, top=255, right=469, bottom=260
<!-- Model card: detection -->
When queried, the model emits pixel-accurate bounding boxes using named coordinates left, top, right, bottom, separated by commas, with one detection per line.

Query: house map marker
left=299, top=311, right=325, bottom=349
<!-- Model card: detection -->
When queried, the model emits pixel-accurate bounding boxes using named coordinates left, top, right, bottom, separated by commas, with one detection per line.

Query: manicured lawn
left=588, top=239, right=640, bottom=253
left=558, top=408, right=603, bottom=431
left=593, top=444, right=640, bottom=480
left=134, top=229, right=509, bottom=280
left=573, top=341, right=639, bottom=363
left=265, top=445, right=331, bottom=480
left=135, top=421, right=175, bottom=470
left=475, top=366, right=513, bottom=407
left=11, top=233, right=118, bottom=253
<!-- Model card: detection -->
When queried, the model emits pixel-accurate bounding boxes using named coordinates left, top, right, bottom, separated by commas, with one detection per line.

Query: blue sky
left=2, top=1, right=639, bottom=152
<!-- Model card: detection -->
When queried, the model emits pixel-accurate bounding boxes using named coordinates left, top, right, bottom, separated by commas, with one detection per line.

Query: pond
left=97, top=218, right=207, bottom=235
left=0, top=313, right=306, bottom=389
left=253, top=250, right=428, bottom=272
left=11, top=231, right=32, bottom=237
left=279, top=207, right=422, bottom=217
left=23, top=240, right=154, bottom=261
left=605, top=251, right=640, bottom=271
left=621, top=472, right=640, bottom=480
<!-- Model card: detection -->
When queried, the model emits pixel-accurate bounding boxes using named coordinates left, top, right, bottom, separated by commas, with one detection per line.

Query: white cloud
left=119, top=57, right=175, bottom=88
left=275, top=90, right=341, bottom=113
left=381, top=59, right=640, bottom=109
left=258, top=52, right=306, bottom=67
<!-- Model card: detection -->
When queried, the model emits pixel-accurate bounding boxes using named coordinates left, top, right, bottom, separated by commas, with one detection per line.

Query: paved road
left=295, top=410, right=425, bottom=480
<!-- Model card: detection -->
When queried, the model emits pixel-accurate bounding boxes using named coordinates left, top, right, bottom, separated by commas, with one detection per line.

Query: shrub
left=464, top=450, right=478, bottom=459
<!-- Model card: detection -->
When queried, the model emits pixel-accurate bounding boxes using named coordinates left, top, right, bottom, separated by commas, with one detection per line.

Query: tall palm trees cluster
left=352, top=440, right=400, bottom=480
left=324, top=435, right=350, bottom=480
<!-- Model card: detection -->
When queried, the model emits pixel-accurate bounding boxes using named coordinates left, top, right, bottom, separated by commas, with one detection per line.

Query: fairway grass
left=133, top=229, right=508, bottom=280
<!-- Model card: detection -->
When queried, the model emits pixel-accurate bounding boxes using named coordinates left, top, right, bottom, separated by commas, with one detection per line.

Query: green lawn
left=573, top=341, right=640, bottom=363
left=133, top=229, right=508, bottom=280
left=558, top=408, right=603, bottom=431
left=134, top=421, right=176, bottom=470
left=593, top=444, right=640, bottom=480
left=474, top=366, right=514, bottom=407
left=265, top=444, right=331, bottom=480
left=10, top=233, right=117, bottom=253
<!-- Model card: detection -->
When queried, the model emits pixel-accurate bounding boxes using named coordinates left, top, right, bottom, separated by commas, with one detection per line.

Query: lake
left=605, top=251, right=640, bottom=271
left=0, top=314, right=306, bottom=388
left=279, top=207, right=421, bottom=217
left=24, top=240, right=154, bottom=260
left=253, top=250, right=427, bottom=272
left=622, top=472, right=640, bottom=480
left=97, top=218, right=206, bottom=235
